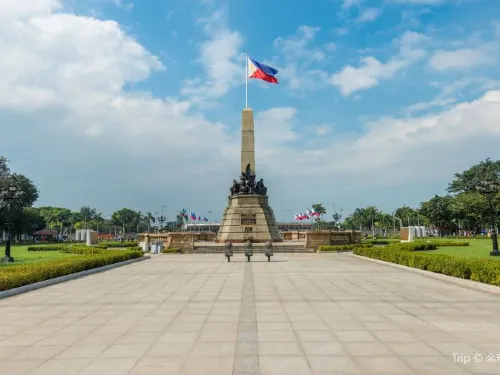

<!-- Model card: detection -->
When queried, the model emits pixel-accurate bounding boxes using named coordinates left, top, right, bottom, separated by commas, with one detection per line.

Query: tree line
left=338, top=159, right=500, bottom=235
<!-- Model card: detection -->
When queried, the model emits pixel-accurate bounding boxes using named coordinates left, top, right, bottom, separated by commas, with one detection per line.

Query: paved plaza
left=1, top=253, right=500, bottom=375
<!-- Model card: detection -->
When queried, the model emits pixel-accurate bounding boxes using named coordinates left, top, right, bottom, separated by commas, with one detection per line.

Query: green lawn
left=0, top=245, right=76, bottom=266
left=424, top=238, right=500, bottom=260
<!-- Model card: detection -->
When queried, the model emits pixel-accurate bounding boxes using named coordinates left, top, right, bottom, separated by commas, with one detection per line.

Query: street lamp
left=476, top=180, right=500, bottom=256
left=208, top=210, right=212, bottom=232
left=157, top=205, right=167, bottom=232
left=0, top=184, right=23, bottom=263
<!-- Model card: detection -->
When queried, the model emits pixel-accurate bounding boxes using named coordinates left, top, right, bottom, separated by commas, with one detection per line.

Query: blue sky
left=1, top=0, right=500, bottom=221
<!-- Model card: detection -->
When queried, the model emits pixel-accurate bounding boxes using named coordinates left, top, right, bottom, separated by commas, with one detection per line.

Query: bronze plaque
left=241, top=214, right=256, bottom=225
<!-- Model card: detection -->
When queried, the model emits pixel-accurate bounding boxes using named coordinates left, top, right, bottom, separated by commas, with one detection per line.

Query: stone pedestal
left=217, top=194, right=281, bottom=243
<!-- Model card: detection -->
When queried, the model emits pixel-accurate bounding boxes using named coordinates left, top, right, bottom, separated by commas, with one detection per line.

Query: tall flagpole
left=245, top=52, right=248, bottom=108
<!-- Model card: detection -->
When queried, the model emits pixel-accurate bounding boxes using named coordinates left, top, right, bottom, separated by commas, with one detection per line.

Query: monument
left=217, top=108, right=281, bottom=243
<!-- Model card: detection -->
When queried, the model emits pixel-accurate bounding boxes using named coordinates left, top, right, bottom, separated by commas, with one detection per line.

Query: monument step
left=192, top=246, right=314, bottom=254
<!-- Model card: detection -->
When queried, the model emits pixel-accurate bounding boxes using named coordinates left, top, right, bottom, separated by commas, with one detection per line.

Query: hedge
left=0, top=249, right=143, bottom=291
left=353, top=246, right=500, bottom=286
left=27, top=246, right=67, bottom=252
left=160, top=247, right=182, bottom=254
left=390, top=242, right=437, bottom=251
left=318, top=244, right=373, bottom=252
left=364, top=239, right=400, bottom=245
left=422, top=240, right=469, bottom=247
left=97, top=241, right=139, bottom=249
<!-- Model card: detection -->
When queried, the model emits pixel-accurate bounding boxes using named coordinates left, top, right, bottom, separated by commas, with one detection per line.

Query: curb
left=0, top=256, right=150, bottom=300
left=348, top=253, right=500, bottom=296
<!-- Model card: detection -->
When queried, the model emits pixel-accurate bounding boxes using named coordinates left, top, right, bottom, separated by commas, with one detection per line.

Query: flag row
left=294, top=209, right=321, bottom=221
left=180, top=210, right=209, bottom=222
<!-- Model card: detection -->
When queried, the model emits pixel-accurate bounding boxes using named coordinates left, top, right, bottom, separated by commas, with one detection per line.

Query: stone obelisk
left=241, top=108, right=255, bottom=176
left=217, top=108, right=281, bottom=243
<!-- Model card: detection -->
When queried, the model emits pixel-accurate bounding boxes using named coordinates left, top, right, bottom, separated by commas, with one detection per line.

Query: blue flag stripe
left=249, top=57, right=278, bottom=76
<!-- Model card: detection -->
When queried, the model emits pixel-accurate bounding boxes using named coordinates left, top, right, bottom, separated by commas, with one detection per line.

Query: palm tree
left=92, top=213, right=105, bottom=233
left=146, top=212, right=155, bottom=233
left=312, top=203, right=327, bottom=230
left=80, top=206, right=96, bottom=229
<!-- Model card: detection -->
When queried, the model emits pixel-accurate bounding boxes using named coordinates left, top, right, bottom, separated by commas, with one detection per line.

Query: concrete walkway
left=0, top=253, right=499, bottom=375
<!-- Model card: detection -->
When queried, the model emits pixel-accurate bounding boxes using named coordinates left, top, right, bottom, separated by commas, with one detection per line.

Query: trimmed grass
left=0, top=245, right=76, bottom=266
left=424, top=239, right=500, bottom=260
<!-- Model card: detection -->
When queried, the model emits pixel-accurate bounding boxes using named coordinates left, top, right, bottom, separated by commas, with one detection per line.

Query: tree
left=419, top=195, right=455, bottom=235
left=394, top=206, right=418, bottom=226
left=0, top=168, right=39, bottom=235
left=448, top=158, right=500, bottom=194
left=448, top=158, right=500, bottom=252
left=145, top=212, right=155, bottom=233
left=91, top=213, right=105, bottom=233
left=111, top=208, right=137, bottom=237
left=450, top=192, right=488, bottom=232
left=79, top=206, right=97, bottom=229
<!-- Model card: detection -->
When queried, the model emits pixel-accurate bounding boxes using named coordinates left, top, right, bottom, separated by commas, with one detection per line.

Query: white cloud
left=342, top=0, right=362, bottom=8
left=315, top=125, right=332, bottom=136
left=430, top=46, right=497, bottom=71
left=388, top=0, right=447, bottom=4
left=273, top=26, right=331, bottom=92
left=428, top=25, right=500, bottom=71
left=113, top=0, right=133, bottom=11
left=356, top=8, right=381, bottom=23
left=181, top=10, right=244, bottom=106
left=274, top=26, right=325, bottom=62
left=330, top=31, right=428, bottom=95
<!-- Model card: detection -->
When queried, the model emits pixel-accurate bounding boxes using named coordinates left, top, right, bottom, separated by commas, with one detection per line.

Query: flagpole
left=245, top=52, right=248, bottom=108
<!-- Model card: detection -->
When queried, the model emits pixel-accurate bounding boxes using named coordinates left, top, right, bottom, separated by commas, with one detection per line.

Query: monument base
left=217, top=194, right=281, bottom=243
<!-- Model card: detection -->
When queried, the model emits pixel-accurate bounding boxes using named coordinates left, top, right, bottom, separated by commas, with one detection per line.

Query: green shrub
left=390, top=242, right=437, bottom=252
left=318, top=244, right=373, bottom=252
left=425, top=241, right=469, bottom=247
left=0, top=250, right=143, bottom=291
left=364, top=239, right=400, bottom=245
left=59, top=247, right=105, bottom=255
left=27, top=246, right=67, bottom=252
left=160, top=247, right=182, bottom=254
left=353, top=246, right=500, bottom=286
left=97, top=241, right=139, bottom=249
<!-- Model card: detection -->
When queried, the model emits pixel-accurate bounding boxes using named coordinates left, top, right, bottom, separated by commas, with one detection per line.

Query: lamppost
left=208, top=210, right=212, bottom=232
left=157, top=205, right=167, bottom=232
left=1, top=184, right=22, bottom=263
left=332, top=206, right=343, bottom=231
left=476, top=180, right=500, bottom=256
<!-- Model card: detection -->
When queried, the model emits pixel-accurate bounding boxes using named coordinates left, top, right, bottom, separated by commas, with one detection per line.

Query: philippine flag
left=190, top=212, right=196, bottom=221
left=248, top=56, right=279, bottom=84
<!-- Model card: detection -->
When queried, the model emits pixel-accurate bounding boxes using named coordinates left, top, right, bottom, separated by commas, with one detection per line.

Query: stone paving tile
left=0, top=253, right=499, bottom=375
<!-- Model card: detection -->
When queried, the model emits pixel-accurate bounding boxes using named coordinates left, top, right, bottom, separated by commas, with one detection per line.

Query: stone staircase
left=192, top=242, right=314, bottom=254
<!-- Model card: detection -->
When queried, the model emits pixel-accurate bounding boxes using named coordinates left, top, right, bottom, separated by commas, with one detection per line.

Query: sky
left=1, top=0, right=500, bottom=222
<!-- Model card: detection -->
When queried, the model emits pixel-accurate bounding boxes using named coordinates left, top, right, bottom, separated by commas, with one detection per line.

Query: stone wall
left=282, top=231, right=306, bottom=241
left=304, top=230, right=362, bottom=249
left=195, top=232, right=216, bottom=242
left=165, top=233, right=195, bottom=252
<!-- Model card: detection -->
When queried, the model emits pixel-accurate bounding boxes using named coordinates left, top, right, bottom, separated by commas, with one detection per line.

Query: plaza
left=1, top=253, right=499, bottom=375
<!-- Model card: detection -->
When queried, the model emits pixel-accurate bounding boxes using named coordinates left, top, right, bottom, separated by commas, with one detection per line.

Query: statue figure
left=255, top=179, right=267, bottom=195
left=230, top=179, right=241, bottom=196
left=265, top=241, right=273, bottom=261
left=225, top=241, right=234, bottom=262
left=244, top=240, right=253, bottom=261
